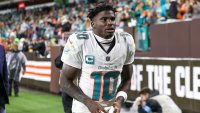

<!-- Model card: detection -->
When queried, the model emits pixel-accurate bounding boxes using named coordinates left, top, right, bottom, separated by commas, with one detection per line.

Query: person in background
left=0, top=45, right=9, bottom=113
left=60, top=22, right=72, bottom=46
left=36, top=37, right=46, bottom=57
left=55, top=22, right=73, bottom=113
left=156, top=0, right=168, bottom=21
left=6, top=44, right=26, bottom=97
left=18, top=38, right=29, bottom=52
left=0, top=38, right=6, bottom=49
left=136, top=87, right=162, bottom=113
left=136, top=87, right=182, bottom=113
left=168, top=0, right=179, bottom=19
left=191, top=0, right=200, bottom=18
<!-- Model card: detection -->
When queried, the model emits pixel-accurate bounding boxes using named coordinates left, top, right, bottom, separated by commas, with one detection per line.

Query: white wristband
left=116, top=91, right=127, bottom=103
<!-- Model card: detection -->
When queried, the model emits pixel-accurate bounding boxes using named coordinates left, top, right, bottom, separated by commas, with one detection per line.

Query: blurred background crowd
left=0, top=0, right=200, bottom=58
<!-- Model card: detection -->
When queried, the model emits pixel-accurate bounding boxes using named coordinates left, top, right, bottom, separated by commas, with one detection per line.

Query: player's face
left=92, top=10, right=116, bottom=39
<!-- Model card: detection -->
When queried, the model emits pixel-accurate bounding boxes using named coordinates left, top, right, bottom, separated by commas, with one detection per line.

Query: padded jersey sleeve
left=61, top=33, right=84, bottom=69
left=124, top=33, right=136, bottom=65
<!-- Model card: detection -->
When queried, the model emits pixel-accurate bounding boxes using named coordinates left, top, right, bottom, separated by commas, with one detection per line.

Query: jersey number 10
left=91, top=71, right=120, bottom=101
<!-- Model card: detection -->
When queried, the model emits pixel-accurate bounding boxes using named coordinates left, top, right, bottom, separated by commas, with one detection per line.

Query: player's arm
left=60, top=33, right=91, bottom=103
left=60, top=64, right=88, bottom=104
left=111, top=64, right=133, bottom=113
left=21, top=53, right=27, bottom=75
left=60, top=64, right=107, bottom=113
left=112, top=33, right=135, bottom=113
left=117, top=33, right=135, bottom=104
left=116, top=64, right=133, bottom=103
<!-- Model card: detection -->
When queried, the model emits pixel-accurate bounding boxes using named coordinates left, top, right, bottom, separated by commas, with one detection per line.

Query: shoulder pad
left=119, top=32, right=132, bottom=38
left=117, top=32, right=134, bottom=45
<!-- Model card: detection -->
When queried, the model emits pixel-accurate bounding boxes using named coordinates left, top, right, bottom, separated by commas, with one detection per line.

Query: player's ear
left=91, top=21, right=95, bottom=28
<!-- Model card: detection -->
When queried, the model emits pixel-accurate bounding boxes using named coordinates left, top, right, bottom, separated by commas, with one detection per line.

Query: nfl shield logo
left=106, top=56, right=110, bottom=61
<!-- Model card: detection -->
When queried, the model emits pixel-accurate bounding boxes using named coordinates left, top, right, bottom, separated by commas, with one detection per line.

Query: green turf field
left=6, top=90, right=64, bottom=113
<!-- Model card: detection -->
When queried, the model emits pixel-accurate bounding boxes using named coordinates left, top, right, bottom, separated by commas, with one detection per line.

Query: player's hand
left=85, top=99, right=107, bottom=113
left=112, top=102, right=121, bottom=113
left=111, top=96, right=124, bottom=113
left=135, top=97, right=142, bottom=106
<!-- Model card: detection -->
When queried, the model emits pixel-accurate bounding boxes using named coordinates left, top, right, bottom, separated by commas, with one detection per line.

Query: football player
left=60, top=2, right=135, bottom=113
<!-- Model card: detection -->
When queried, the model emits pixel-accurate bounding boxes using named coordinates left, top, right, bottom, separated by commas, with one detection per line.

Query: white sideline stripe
left=22, top=60, right=51, bottom=82
left=26, top=67, right=51, bottom=74
left=22, top=74, right=51, bottom=82
left=26, top=61, right=51, bottom=66
left=135, top=57, right=200, bottom=61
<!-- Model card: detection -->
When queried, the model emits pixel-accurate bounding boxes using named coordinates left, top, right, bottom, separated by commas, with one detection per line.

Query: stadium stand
left=0, top=0, right=199, bottom=56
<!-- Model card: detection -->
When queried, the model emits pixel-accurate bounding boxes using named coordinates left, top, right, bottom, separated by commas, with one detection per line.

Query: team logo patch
left=63, top=48, right=70, bottom=53
left=85, top=55, right=95, bottom=65
left=120, top=32, right=131, bottom=37
left=77, top=34, right=89, bottom=39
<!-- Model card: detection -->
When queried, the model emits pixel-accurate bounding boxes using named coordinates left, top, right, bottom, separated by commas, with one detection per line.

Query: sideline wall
left=136, top=19, right=200, bottom=58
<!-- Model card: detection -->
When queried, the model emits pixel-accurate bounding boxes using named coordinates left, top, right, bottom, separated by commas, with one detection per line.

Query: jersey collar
left=92, top=32, right=114, bottom=44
